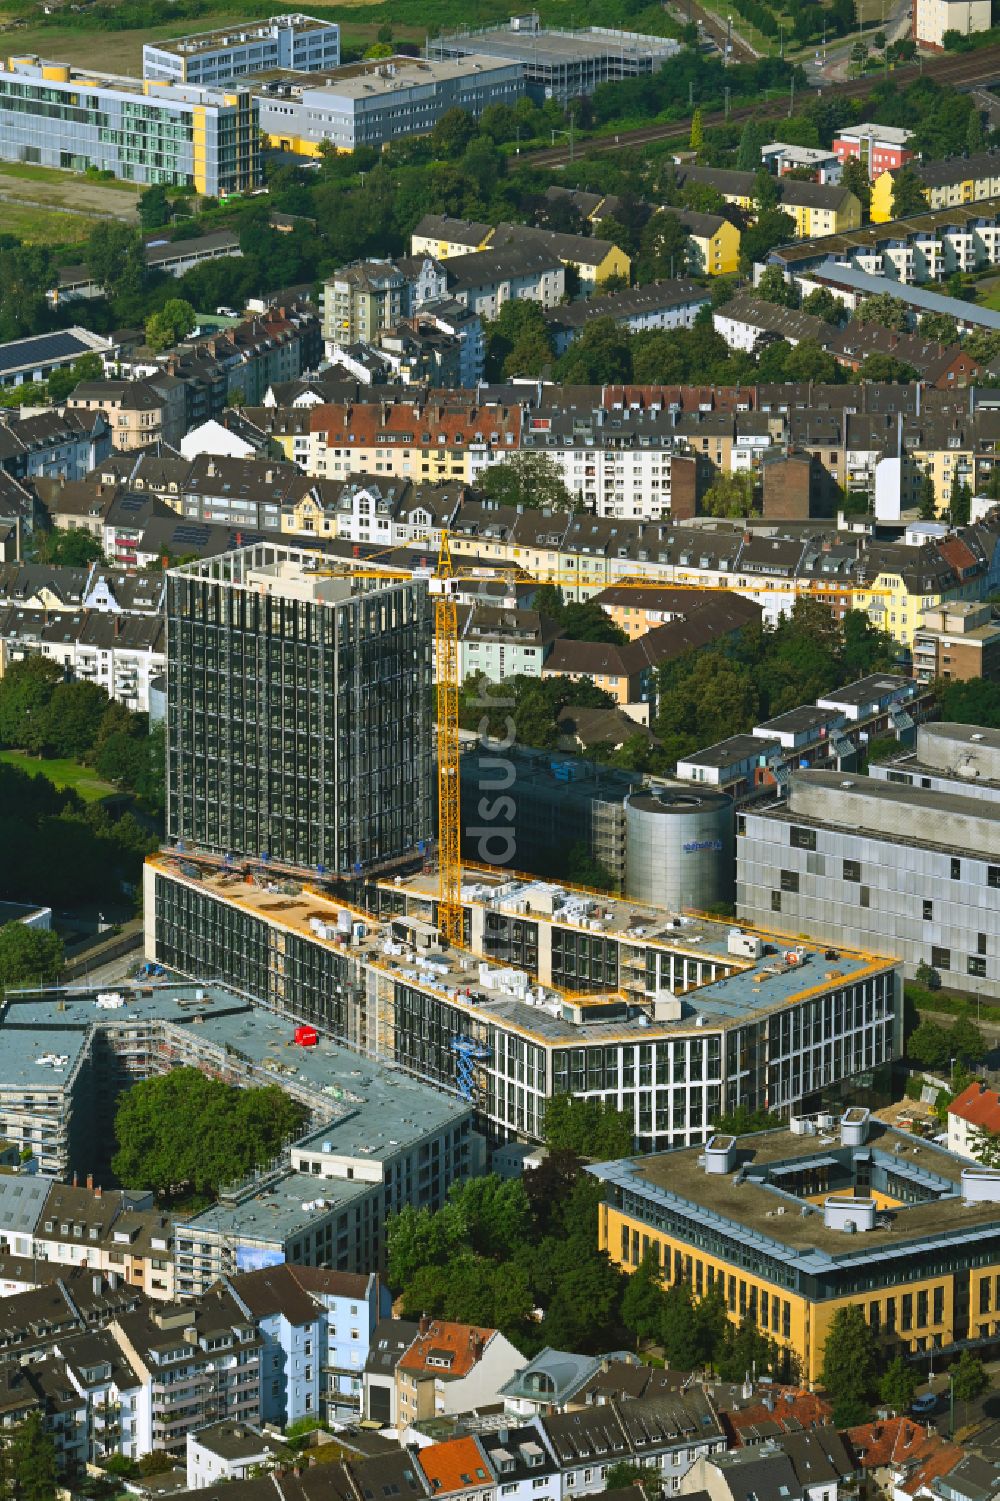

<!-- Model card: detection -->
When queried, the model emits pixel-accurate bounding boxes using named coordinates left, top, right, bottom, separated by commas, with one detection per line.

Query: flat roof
left=183, top=1167, right=371, bottom=1244
left=168, top=542, right=418, bottom=601
left=152, top=855, right=894, bottom=1047
left=288, top=53, right=520, bottom=102
left=678, top=735, right=782, bottom=770
left=591, top=1121, right=1000, bottom=1272
left=814, top=673, right=913, bottom=707
left=432, top=24, right=678, bottom=66
left=2, top=982, right=466, bottom=1152
left=755, top=706, right=842, bottom=734
left=151, top=13, right=335, bottom=57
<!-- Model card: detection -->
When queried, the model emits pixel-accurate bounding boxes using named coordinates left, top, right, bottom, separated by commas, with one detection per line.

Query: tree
left=700, top=470, right=755, bottom=519
left=566, top=842, right=617, bottom=891
left=858, top=353, right=918, bottom=383
left=842, top=156, right=871, bottom=217
left=604, top=1463, right=656, bottom=1497
left=43, top=681, right=109, bottom=759
left=908, top=1018, right=951, bottom=1069
left=967, top=107, right=984, bottom=155
left=820, top=1304, right=878, bottom=1426
left=757, top=264, right=798, bottom=308
left=639, top=210, right=691, bottom=279
left=39, top=526, right=104, bottom=566
left=146, top=298, right=196, bottom=353
left=716, top=1317, right=780, bottom=1383
left=689, top=107, right=704, bottom=152
left=660, top=1279, right=703, bottom=1370
left=950, top=1016, right=986, bottom=1066
left=951, top=1350, right=988, bottom=1425
left=138, top=184, right=171, bottom=230
left=856, top=292, right=910, bottom=332
left=85, top=222, right=145, bottom=301
left=622, top=1246, right=665, bottom=1345
left=918, top=311, right=959, bottom=344
left=914, top=960, right=942, bottom=992
left=542, top=1094, right=634, bottom=1159
left=112, top=1067, right=307, bottom=1196
left=432, top=107, right=477, bottom=159
left=784, top=340, right=840, bottom=383
left=739, top=209, right=797, bottom=272
left=950, top=477, right=972, bottom=527
left=737, top=118, right=771, bottom=172
left=802, top=287, right=845, bottom=323
left=480, top=453, right=575, bottom=512
left=918, top=473, right=938, bottom=520
left=0, top=922, right=63, bottom=991
left=8, top=1412, right=57, bottom=1501
left=555, top=317, right=633, bottom=385
left=879, top=1354, right=918, bottom=1413
left=753, top=165, right=780, bottom=214
left=0, top=656, right=62, bottom=753
left=891, top=168, right=929, bottom=219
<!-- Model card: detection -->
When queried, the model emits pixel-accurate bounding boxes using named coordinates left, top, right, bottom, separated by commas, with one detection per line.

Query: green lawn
left=0, top=160, right=136, bottom=192
left=0, top=751, right=116, bottom=802
left=976, top=285, right=1000, bottom=312
left=0, top=203, right=98, bottom=246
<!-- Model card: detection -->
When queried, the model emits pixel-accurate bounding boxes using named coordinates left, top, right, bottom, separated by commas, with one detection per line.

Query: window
left=951, top=858, right=961, bottom=880
left=843, top=859, right=860, bottom=882
left=790, top=825, right=816, bottom=850
left=989, top=866, right=1000, bottom=888
left=932, top=946, right=951, bottom=970
left=771, top=891, right=782, bottom=912
left=860, top=886, right=870, bottom=908
left=780, top=870, right=799, bottom=893
left=969, top=956, right=987, bottom=978
left=923, top=900, right=934, bottom=921
left=979, top=933, right=987, bottom=956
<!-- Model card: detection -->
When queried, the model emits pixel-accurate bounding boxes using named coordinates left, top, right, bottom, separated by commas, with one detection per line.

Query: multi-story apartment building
left=256, top=53, right=523, bottom=155
left=674, top=165, right=861, bottom=238
left=832, top=123, right=914, bottom=178
left=912, top=600, right=1000, bottom=683
left=490, top=222, right=631, bottom=288
left=322, top=261, right=412, bottom=351
left=0, top=981, right=474, bottom=1289
left=143, top=14, right=340, bottom=85
left=412, top=215, right=495, bottom=260
left=306, top=397, right=522, bottom=484
left=544, top=281, right=710, bottom=355
left=595, top=1112, right=1000, bottom=1384
left=109, top=1289, right=262, bottom=1456
left=914, top=0, right=991, bottom=48
left=0, top=606, right=164, bottom=712
left=871, top=149, right=1000, bottom=222
left=67, top=378, right=187, bottom=452
left=396, top=1319, right=524, bottom=1430
left=165, top=544, right=432, bottom=876
left=148, top=851, right=901, bottom=1151
left=0, top=405, right=111, bottom=482
left=767, top=199, right=1000, bottom=285
left=736, top=727, right=1000, bottom=996
left=444, top=245, right=566, bottom=318
left=0, top=57, right=260, bottom=193
left=229, top=1264, right=391, bottom=1424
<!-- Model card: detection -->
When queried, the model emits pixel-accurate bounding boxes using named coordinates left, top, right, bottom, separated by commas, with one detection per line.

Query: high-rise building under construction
left=166, top=544, right=432, bottom=875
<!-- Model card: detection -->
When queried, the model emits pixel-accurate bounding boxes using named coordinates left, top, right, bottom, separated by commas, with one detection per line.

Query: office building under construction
left=166, top=545, right=432, bottom=877
left=147, top=852, right=901, bottom=1150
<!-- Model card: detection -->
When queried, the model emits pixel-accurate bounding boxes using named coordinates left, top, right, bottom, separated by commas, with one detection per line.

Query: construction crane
left=315, top=529, right=894, bottom=951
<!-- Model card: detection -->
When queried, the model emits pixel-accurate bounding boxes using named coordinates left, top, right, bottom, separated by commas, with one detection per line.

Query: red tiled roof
left=937, top=538, right=980, bottom=575
left=845, top=1417, right=933, bottom=1469
left=948, top=1080, right=1000, bottom=1131
left=724, top=1389, right=832, bottom=1446
left=418, top=1437, right=492, bottom=1494
left=397, top=1319, right=494, bottom=1379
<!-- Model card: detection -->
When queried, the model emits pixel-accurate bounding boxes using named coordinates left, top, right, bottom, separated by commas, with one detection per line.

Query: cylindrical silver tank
left=624, top=785, right=734, bottom=911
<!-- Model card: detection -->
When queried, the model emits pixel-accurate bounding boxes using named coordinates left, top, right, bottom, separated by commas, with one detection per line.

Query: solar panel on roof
left=0, top=331, right=94, bottom=376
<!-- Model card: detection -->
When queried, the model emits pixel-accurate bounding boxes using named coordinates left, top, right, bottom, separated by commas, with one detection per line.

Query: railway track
left=524, top=44, right=1000, bottom=167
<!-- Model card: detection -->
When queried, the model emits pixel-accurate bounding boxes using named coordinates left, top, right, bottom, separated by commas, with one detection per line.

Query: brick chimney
left=86, top=1173, right=93, bottom=1190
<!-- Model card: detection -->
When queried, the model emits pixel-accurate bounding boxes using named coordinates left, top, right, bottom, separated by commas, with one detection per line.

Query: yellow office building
left=593, top=1113, right=1000, bottom=1386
